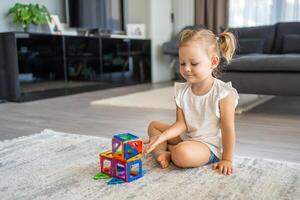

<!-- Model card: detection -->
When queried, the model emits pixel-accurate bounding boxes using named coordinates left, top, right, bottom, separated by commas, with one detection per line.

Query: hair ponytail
left=218, top=31, right=236, bottom=63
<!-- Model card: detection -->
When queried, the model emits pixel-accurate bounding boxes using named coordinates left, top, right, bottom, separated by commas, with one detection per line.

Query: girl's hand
left=212, top=160, right=233, bottom=175
left=144, top=134, right=167, bottom=154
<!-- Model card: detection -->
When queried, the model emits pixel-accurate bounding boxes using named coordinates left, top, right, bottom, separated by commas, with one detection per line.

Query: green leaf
left=32, top=17, right=38, bottom=24
left=20, top=9, right=30, bottom=20
left=7, top=3, right=22, bottom=15
left=12, top=14, right=19, bottom=24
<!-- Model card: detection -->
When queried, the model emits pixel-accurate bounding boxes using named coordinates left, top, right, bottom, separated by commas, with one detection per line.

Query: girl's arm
left=213, top=92, right=236, bottom=175
left=220, top=92, right=236, bottom=162
left=163, top=105, right=187, bottom=140
left=145, top=105, right=187, bottom=153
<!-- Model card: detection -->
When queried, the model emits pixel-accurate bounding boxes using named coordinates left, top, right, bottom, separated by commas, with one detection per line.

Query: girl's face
left=179, top=42, right=216, bottom=84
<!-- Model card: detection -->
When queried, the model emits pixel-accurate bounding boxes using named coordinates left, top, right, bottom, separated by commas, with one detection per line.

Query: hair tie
left=219, top=56, right=228, bottom=71
left=216, top=36, right=220, bottom=43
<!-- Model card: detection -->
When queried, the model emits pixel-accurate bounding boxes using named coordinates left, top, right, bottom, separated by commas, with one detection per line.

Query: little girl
left=144, top=28, right=239, bottom=176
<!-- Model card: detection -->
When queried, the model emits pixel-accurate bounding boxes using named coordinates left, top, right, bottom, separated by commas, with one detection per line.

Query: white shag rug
left=1, top=129, right=299, bottom=200
left=91, top=87, right=273, bottom=114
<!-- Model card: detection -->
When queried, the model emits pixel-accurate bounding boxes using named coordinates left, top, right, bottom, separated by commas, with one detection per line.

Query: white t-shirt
left=174, top=78, right=239, bottom=159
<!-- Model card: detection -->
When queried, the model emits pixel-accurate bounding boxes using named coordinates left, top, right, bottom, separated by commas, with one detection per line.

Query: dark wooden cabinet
left=0, top=32, right=151, bottom=102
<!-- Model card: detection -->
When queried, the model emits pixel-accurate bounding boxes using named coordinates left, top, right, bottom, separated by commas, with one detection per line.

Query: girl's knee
left=170, top=142, right=210, bottom=168
left=147, top=121, right=159, bottom=135
left=148, top=121, right=157, bottom=129
left=170, top=144, right=193, bottom=168
left=148, top=121, right=157, bottom=130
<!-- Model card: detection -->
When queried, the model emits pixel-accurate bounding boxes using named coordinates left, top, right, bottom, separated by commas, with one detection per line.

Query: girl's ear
left=211, top=55, right=220, bottom=69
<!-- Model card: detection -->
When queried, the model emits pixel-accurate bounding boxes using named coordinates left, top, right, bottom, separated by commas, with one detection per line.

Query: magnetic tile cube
left=112, top=133, right=143, bottom=161
left=113, top=158, right=143, bottom=182
left=100, top=150, right=114, bottom=177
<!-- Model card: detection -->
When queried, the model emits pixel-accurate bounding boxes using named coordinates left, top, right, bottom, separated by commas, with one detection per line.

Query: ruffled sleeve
left=215, top=81, right=239, bottom=118
left=174, top=82, right=187, bottom=108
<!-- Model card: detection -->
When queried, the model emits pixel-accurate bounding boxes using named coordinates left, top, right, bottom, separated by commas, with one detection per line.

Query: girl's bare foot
left=155, top=150, right=171, bottom=168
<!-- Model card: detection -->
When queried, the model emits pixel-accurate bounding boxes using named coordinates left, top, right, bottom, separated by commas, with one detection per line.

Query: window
left=229, top=0, right=300, bottom=27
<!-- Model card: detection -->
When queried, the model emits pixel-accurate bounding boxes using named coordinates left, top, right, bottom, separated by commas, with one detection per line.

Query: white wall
left=150, top=0, right=173, bottom=82
left=172, top=0, right=194, bottom=35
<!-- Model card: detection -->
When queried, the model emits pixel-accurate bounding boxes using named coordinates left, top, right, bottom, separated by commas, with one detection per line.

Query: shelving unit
left=0, top=32, right=151, bottom=102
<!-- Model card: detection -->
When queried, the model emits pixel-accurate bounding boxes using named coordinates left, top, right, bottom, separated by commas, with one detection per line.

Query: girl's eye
left=191, top=63, right=198, bottom=66
left=180, top=63, right=186, bottom=66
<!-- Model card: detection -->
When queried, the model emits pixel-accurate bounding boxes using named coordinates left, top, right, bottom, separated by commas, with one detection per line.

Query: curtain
left=194, top=0, right=230, bottom=33
left=229, top=0, right=300, bottom=27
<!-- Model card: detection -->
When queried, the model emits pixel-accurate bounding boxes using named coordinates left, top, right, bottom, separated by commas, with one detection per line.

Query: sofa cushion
left=273, top=22, right=300, bottom=53
left=228, top=25, right=276, bottom=54
left=282, top=34, right=300, bottom=53
left=226, top=54, right=300, bottom=72
left=162, top=41, right=179, bottom=56
left=238, top=38, right=265, bottom=54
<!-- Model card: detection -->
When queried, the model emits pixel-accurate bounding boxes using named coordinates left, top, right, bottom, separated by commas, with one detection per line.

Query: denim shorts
left=206, top=151, right=220, bottom=165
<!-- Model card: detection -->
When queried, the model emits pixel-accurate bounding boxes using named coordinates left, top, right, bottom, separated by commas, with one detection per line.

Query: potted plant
left=7, top=3, right=51, bottom=32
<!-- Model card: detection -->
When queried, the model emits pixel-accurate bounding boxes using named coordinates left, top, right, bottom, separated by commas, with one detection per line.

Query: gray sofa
left=221, top=22, right=300, bottom=95
left=162, top=22, right=300, bottom=95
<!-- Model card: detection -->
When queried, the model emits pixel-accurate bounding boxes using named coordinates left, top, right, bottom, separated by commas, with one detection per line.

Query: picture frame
left=48, top=15, right=63, bottom=34
left=126, top=24, right=146, bottom=39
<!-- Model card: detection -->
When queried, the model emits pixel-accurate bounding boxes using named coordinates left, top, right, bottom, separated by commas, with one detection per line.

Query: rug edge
left=236, top=155, right=300, bottom=166
left=0, top=129, right=111, bottom=144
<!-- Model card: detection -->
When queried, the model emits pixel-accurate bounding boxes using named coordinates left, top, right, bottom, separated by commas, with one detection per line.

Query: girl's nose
left=184, top=65, right=191, bottom=72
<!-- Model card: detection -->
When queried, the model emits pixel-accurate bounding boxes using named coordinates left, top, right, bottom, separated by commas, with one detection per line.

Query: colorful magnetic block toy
left=95, top=133, right=144, bottom=184
left=112, top=133, right=143, bottom=161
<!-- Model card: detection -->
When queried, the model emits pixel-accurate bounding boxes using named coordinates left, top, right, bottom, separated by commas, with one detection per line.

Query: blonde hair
left=179, top=28, right=236, bottom=77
